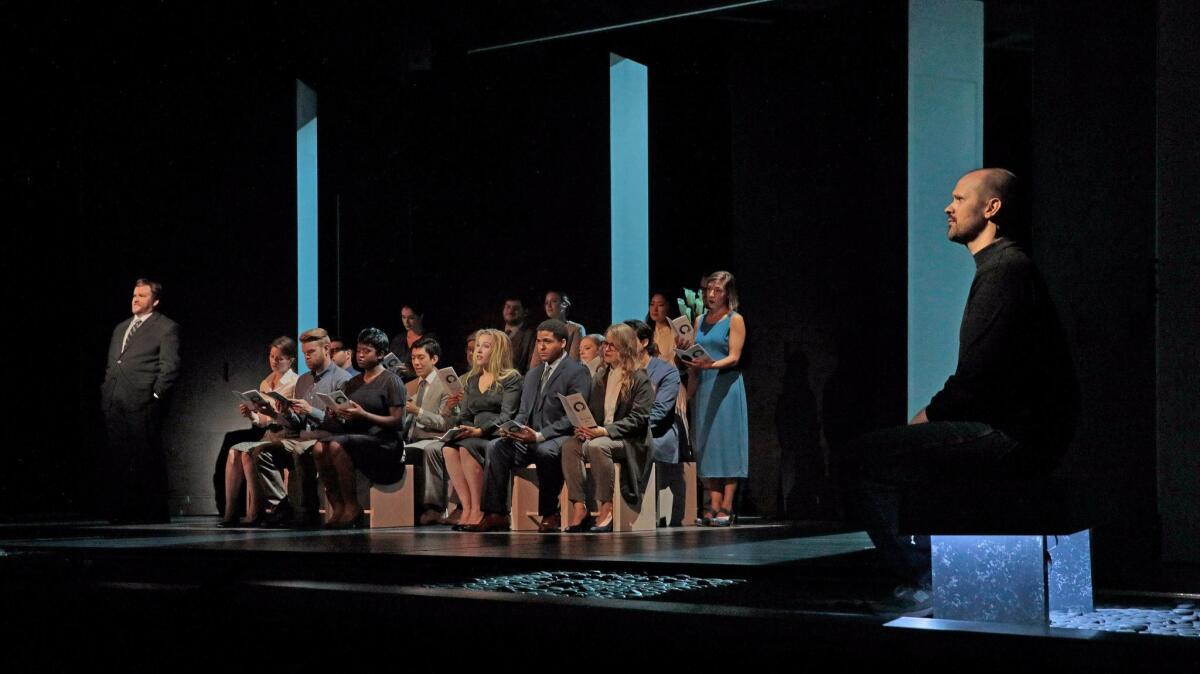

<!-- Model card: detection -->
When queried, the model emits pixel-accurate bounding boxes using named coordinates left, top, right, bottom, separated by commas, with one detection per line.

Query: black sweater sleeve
left=926, top=255, right=1033, bottom=422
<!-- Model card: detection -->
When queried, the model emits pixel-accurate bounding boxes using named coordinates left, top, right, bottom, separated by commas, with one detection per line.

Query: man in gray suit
left=467, top=319, right=593, bottom=532
left=404, top=337, right=454, bottom=524
left=101, top=278, right=181, bottom=524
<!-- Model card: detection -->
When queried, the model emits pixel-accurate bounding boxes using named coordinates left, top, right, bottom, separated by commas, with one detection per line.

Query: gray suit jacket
left=407, top=373, right=451, bottom=443
left=102, top=313, right=181, bottom=410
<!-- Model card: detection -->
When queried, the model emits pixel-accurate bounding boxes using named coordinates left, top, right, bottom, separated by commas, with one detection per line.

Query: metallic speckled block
left=931, top=530, right=1092, bottom=626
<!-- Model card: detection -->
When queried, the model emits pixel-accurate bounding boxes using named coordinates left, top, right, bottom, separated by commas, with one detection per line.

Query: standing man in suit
left=101, top=278, right=181, bottom=524
left=467, top=319, right=592, bottom=532
left=502, top=297, right=535, bottom=375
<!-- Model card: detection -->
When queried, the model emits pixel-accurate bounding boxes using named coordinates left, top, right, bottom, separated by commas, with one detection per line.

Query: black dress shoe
left=261, top=502, right=296, bottom=528
left=537, top=514, right=562, bottom=533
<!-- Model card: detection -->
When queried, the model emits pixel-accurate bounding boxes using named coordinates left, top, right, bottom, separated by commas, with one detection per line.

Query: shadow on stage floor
left=1, top=517, right=1196, bottom=666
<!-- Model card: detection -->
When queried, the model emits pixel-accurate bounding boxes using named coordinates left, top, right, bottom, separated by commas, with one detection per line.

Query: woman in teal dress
left=683, top=270, right=748, bottom=527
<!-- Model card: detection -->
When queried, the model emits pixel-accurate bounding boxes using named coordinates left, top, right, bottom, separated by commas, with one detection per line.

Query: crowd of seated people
left=216, top=275, right=750, bottom=532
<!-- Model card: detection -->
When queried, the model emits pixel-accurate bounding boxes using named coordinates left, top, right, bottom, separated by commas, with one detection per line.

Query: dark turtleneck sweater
left=925, top=238, right=1079, bottom=459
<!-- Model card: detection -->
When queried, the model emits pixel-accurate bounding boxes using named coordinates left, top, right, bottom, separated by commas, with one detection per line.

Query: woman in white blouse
left=219, top=336, right=298, bottom=526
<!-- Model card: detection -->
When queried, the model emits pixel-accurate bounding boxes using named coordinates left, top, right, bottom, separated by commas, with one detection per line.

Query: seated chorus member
left=252, top=328, right=351, bottom=528
left=219, top=336, right=299, bottom=526
left=533, top=290, right=585, bottom=367
left=311, top=328, right=406, bottom=528
left=329, top=336, right=359, bottom=377
left=647, top=292, right=681, bottom=366
left=624, top=319, right=683, bottom=462
left=402, top=337, right=454, bottom=525
left=579, top=333, right=605, bottom=377
left=501, top=297, right=535, bottom=375
left=389, top=304, right=433, bottom=380
left=561, top=324, right=654, bottom=533
left=442, top=329, right=523, bottom=530
left=626, top=319, right=687, bottom=525
left=467, top=319, right=593, bottom=532
left=460, top=332, right=477, bottom=375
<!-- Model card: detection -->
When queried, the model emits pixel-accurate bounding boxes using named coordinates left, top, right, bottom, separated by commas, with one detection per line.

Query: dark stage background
left=6, top=1, right=1198, bottom=575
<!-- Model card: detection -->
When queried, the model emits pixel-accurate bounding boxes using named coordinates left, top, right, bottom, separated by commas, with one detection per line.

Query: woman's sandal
left=696, top=508, right=716, bottom=527
left=710, top=508, right=733, bottom=527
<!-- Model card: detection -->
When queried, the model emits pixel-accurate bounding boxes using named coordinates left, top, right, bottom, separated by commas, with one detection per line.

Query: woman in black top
left=442, top=329, right=523, bottom=529
left=312, top=327, right=405, bottom=528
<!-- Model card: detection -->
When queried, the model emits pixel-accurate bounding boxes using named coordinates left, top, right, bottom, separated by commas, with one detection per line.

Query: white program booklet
left=557, top=392, right=597, bottom=428
left=381, top=351, right=404, bottom=372
left=233, top=389, right=277, bottom=416
left=669, top=315, right=695, bottom=340
left=437, top=367, right=464, bottom=395
left=315, top=389, right=352, bottom=411
left=674, top=344, right=713, bottom=364
left=499, top=419, right=529, bottom=434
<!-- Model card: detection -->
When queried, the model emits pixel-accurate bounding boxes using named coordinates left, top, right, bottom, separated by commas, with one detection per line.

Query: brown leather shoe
left=537, top=513, right=562, bottom=533
left=418, top=509, right=444, bottom=526
left=462, top=512, right=510, bottom=532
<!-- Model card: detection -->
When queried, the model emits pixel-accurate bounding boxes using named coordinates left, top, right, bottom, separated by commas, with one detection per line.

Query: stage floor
left=2, top=518, right=1197, bottom=665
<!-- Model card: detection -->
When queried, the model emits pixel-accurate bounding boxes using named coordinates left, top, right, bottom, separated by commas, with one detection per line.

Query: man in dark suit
left=501, top=297, right=535, bottom=375
left=101, top=278, right=181, bottom=524
left=467, top=319, right=593, bottom=532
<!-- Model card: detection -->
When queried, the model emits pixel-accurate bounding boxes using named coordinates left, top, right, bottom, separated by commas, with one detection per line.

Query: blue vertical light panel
left=907, top=0, right=983, bottom=417
left=610, top=54, right=649, bottom=324
left=296, top=80, right=319, bottom=374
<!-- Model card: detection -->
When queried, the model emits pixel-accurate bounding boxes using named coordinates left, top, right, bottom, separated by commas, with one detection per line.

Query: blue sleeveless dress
left=692, top=312, right=749, bottom=478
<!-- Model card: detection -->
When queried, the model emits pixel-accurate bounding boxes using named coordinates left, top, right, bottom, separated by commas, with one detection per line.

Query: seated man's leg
left=481, top=436, right=523, bottom=515
left=848, top=421, right=1019, bottom=587
left=285, top=440, right=320, bottom=523
left=416, top=440, right=448, bottom=521
left=532, top=437, right=569, bottom=518
left=251, top=441, right=291, bottom=513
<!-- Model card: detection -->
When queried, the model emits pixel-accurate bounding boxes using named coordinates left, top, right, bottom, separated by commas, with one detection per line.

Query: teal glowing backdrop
left=609, top=54, right=649, bottom=324
left=907, top=0, right=983, bottom=417
left=296, top=80, right=318, bottom=373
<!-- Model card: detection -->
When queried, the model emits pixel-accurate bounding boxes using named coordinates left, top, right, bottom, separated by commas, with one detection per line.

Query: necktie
left=539, top=364, right=551, bottom=392
left=407, top=380, right=427, bottom=441
left=122, top=318, right=144, bottom=352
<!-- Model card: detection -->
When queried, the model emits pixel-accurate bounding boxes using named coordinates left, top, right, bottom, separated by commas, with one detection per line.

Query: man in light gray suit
left=101, top=278, right=181, bottom=524
left=403, top=337, right=455, bottom=524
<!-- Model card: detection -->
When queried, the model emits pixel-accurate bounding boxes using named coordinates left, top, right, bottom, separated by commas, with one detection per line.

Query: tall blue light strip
left=907, top=0, right=983, bottom=417
left=609, top=54, right=649, bottom=324
left=296, top=80, right=319, bottom=374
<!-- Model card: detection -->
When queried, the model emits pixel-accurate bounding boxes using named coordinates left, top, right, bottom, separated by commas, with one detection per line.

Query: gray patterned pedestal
left=931, top=529, right=1092, bottom=625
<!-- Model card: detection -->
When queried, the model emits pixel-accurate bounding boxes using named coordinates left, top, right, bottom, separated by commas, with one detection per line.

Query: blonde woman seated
left=441, top=329, right=523, bottom=530
left=561, top=323, right=654, bottom=533
left=579, top=333, right=605, bottom=376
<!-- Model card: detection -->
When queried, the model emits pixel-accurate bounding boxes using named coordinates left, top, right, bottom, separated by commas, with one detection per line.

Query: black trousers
left=103, top=396, right=170, bottom=523
left=483, top=435, right=568, bottom=517
left=846, top=421, right=1024, bottom=587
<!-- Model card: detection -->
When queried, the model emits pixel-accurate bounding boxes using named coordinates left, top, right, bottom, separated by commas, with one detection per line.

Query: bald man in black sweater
left=850, top=169, right=1078, bottom=615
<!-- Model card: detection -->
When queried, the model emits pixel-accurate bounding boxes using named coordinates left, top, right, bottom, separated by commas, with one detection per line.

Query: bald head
left=946, top=168, right=1021, bottom=252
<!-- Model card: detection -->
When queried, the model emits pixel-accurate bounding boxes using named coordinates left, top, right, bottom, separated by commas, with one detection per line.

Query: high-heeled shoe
left=710, top=508, right=733, bottom=527
left=588, top=515, right=614, bottom=533
left=565, top=515, right=594, bottom=533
